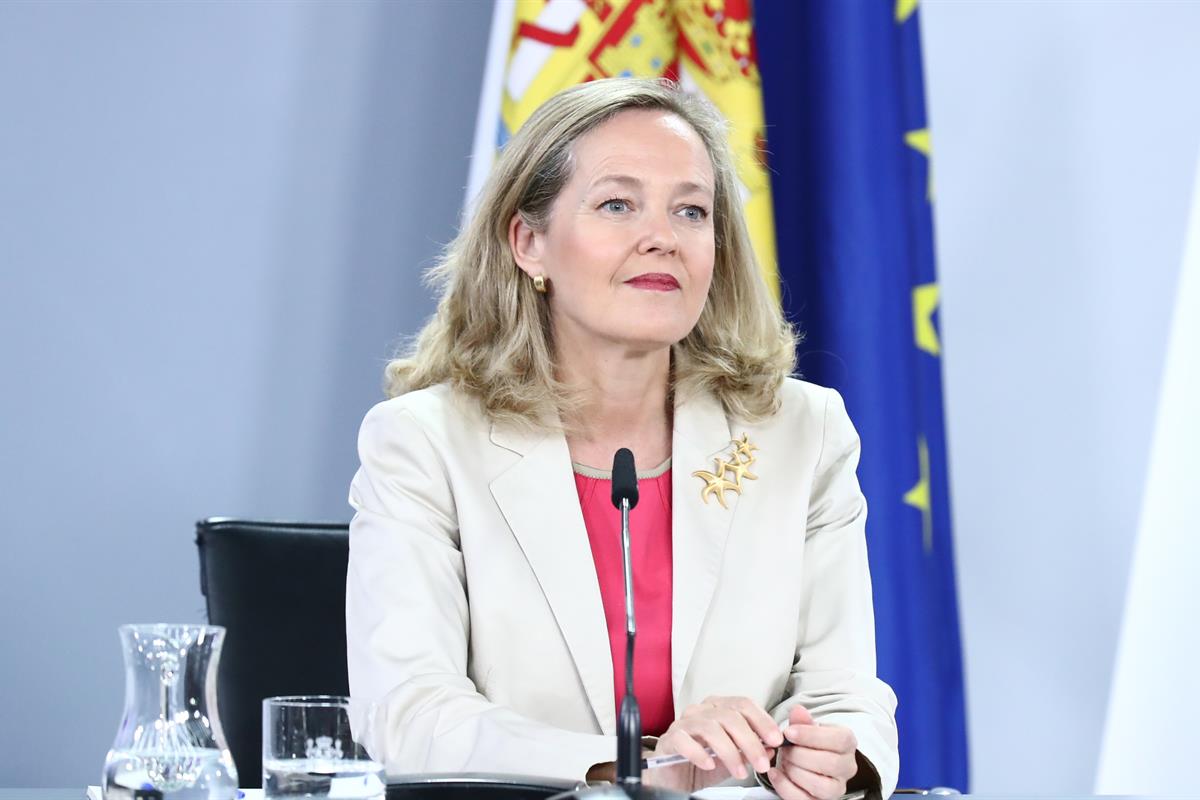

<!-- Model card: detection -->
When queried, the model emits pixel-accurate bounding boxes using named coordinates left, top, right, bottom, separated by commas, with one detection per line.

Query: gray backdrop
left=3, top=0, right=1200, bottom=793
left=0, top=0, right=491, bottom=786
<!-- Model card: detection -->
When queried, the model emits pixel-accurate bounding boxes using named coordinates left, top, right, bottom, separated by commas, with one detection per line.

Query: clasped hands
left=644, top=696, right=859, bottom=800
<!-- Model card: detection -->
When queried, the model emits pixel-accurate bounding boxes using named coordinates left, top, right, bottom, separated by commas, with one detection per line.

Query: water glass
left=262, top=695, right=384, bottom=800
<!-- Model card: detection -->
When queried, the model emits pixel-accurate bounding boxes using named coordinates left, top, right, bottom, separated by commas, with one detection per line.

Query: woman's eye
left=601, top=199, right=630, bottom=213
left=679, top=205, right=709, bottom=221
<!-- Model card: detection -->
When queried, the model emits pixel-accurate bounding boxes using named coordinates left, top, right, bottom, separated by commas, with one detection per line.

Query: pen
left=642, top=743, right=786, bottom=771
left=641, top=749, right=714, bottom=770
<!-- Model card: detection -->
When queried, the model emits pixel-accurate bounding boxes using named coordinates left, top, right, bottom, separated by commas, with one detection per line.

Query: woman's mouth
left=625, top=273, right=681, bottom=291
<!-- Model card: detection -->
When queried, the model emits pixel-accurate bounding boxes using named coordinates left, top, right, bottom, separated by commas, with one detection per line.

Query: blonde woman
left=346, top=78, right=898, bottom=800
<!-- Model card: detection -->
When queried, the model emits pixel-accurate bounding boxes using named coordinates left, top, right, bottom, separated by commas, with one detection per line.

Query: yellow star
left=732, top=434, right=758, bottom=461
left=912, top=282, right=941, bottom=357
left=694, top=466, right=739, bottom=508
left=902, top=435, right=933, bottom=553
left=895, top=0, right=919, bottom=24
left=904, top=128, right=930, bottom=157
left=723, top=457, right=758, bottom=484
left=904, top=128, right=934, bottom=201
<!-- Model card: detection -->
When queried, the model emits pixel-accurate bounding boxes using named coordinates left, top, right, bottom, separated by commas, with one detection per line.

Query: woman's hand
left=767, top=705, right=860, bottom=800
left=644, top=696, right=785, bottom=792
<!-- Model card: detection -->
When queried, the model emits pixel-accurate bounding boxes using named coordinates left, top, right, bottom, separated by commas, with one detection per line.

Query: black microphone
left=544, top=450, right=689, bottom=800
left=610, top=447, right=641, bottom=786
left=612, top=447, right=639, bottom=511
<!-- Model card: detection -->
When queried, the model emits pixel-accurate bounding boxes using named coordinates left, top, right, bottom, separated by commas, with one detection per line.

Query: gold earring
left=533, top=275, right=548, bottom=294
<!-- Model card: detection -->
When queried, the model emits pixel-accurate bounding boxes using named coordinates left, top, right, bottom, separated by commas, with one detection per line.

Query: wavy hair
left=386, top=77, right=797, bottom=430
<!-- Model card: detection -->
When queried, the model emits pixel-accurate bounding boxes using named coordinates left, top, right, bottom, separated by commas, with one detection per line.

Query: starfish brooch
left=693, top=434, right=759, bottom=508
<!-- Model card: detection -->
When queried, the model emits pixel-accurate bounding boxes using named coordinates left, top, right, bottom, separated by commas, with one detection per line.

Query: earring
left=533, top=275, right=548, bottom=294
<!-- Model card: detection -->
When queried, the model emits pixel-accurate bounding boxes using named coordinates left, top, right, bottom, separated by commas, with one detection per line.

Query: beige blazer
left=345, top=378, right=898, bottom=795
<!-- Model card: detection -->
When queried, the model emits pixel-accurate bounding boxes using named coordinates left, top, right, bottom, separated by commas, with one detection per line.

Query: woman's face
left=511, top=109, right=717, bottom=355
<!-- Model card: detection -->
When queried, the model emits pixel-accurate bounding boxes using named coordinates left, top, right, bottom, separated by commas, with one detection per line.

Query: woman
left=346, top=78, right=898, bottom=800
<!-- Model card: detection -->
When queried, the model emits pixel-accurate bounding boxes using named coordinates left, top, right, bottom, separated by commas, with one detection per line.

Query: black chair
left=196, top=517, right=350, bottom=788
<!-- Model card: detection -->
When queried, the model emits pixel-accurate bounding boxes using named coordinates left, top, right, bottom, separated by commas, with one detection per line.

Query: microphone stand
left=548, top=449, right=691, bottom=800
left=616, top=492, right=641, bottom=786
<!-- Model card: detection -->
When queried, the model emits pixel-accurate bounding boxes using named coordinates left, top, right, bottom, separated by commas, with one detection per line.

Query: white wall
left=1095, top=148, right=1200, bottom=795
left=0, top=0, right=487, bottom=787
left=922, top=0, right=1200, bottom=792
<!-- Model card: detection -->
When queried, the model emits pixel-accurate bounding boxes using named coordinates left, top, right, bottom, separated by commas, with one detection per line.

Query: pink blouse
left=573, top=461, right=675, bottom=737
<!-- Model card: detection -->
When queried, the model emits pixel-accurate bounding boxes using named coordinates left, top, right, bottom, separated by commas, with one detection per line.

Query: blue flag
left=755, top=1, right=969, bottom=790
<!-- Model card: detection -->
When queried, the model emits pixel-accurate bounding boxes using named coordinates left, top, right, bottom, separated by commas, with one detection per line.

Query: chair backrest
left=196, top=517, right=350, bottom=788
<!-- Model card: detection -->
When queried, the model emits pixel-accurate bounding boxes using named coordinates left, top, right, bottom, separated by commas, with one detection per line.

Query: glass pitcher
left=103, top=624, right=238, bottom=800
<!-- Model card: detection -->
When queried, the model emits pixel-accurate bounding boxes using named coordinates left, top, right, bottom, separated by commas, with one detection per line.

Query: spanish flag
left=466, top=0, right=777, bottom=296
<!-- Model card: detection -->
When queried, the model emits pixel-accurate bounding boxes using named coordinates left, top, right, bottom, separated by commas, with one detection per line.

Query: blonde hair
left=386, top=77, right=797, bottom=429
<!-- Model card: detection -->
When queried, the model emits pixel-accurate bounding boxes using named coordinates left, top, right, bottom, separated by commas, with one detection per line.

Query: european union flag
left=756, top=1, right=969, bottom=790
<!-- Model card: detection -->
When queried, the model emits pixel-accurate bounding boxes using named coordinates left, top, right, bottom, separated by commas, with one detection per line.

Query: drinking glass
left=262, top=695, right=385, bottom=800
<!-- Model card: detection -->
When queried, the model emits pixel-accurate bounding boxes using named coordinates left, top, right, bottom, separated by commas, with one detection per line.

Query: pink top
left=573, top=461, right=675, bottom=737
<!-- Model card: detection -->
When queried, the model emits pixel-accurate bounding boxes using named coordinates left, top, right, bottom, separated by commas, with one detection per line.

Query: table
left=0, top=791, right=1167, bottom=800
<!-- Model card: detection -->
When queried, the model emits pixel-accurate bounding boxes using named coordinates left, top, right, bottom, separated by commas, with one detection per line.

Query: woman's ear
left=509, top=211, right=545, bottom=279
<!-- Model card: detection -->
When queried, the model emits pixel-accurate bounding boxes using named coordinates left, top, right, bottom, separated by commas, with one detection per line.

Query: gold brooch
left=692, top=434, right=759, bottom=508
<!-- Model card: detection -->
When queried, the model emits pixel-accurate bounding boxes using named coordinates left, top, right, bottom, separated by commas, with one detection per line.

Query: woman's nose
left=637, top=210, right=680, bottom=256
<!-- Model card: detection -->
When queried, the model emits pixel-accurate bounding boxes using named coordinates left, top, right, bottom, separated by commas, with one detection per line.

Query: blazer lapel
left=488, top=423, right=617, bottom=735
left=671, top=391, right=738, bottom=707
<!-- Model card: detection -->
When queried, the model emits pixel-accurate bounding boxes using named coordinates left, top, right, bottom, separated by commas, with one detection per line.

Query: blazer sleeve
left=345, top=400, right=616, bottom=781
left=763, top=388, right=900, bottom=799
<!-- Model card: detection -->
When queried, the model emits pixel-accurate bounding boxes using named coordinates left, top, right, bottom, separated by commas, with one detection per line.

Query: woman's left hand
left=767, top=705, right=860, bottom=800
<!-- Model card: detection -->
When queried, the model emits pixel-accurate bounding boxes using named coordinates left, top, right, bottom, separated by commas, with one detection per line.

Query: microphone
left=611, top=447, right=639, bottom=511
left=545, top=450, right=689, bottom=800
left=610, top=448, right=641, bottom=786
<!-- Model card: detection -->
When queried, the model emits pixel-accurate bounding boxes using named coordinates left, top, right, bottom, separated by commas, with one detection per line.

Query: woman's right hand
left=644, top=696, right=784, bottom=791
